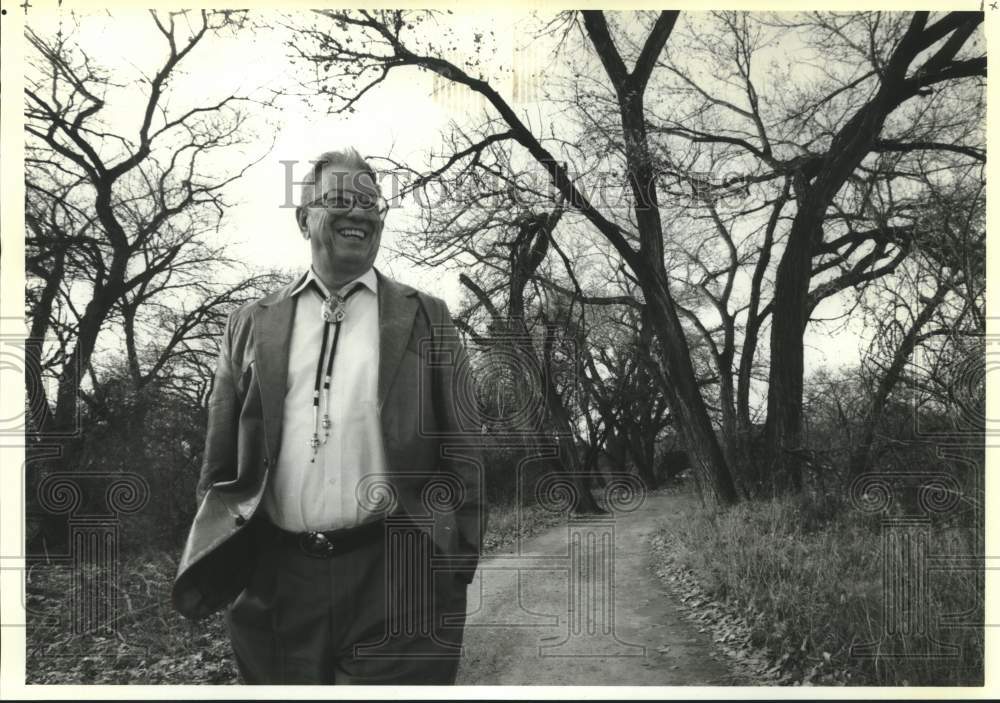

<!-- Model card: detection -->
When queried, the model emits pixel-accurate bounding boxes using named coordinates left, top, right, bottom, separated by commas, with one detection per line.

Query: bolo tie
left=309, top=283, right=362, bottom=460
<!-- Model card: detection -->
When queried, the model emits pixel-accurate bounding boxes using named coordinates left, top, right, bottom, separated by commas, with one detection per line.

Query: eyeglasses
left=305, top=189, right=389, bottom=219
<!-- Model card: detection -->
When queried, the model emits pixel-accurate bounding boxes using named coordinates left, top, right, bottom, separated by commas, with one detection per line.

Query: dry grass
left=481, top=499, right=567, bottom=554
left=26, top=552, right=238, bottom=684
left=654, top=485, right=983, bottom=686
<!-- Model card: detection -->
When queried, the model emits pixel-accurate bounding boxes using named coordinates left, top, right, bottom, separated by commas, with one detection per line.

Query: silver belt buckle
left=300, top=530, right=336, bottom=558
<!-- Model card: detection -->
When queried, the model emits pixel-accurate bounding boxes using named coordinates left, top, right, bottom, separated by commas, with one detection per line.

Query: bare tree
left=24, top=10, right=274, bottom=443
left=758, top=11, right=984, bottom=489
left=285, top=9, right=983, bottom=504
left=289, top=8, right=741, bottom=503
left=579, top=306, right=677, bottom=488
left=642, top=11, right=983, bottom=493
left=848, top=170, right=984, bottom=477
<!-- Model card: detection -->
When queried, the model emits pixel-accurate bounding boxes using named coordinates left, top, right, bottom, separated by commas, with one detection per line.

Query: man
left=172, top=147, right=486, bottom=685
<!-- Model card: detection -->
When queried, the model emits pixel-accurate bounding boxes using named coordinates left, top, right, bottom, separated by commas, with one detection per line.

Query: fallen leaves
left=651, top=533, right=804, bottom=686
left=26, top=554, right=239, bottom=684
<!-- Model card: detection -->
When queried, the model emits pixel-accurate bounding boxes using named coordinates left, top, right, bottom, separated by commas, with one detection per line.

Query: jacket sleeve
left=430, top=297, right=487, bottom=584
left=195, top=313, right=239, bottom=507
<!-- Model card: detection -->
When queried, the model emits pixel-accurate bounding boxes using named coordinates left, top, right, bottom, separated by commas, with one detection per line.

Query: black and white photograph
left=0, top=1, right=992, bottom=694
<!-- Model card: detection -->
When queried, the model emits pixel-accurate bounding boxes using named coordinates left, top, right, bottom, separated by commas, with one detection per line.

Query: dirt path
left=456, top=492, right=745, bottom=685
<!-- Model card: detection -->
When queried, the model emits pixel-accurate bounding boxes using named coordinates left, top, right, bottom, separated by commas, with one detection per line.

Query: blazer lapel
left=377, top=270, right=419, bottom=411
left=251, top=283, right=299, bottom=458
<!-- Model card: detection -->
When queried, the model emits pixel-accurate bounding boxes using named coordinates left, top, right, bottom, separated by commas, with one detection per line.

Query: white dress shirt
left=261, top=266, right=387, bottom=532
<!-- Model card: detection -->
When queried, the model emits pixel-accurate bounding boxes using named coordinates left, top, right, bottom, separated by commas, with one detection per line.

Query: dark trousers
left=224, top=518, right=469, bottom=684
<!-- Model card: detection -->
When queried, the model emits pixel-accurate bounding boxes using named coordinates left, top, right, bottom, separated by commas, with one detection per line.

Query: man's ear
left=295, top=206, right=309, bottom=238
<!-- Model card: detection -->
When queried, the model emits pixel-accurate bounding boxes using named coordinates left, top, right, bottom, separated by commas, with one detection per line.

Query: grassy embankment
left=652, top=486, right=983, bottom=686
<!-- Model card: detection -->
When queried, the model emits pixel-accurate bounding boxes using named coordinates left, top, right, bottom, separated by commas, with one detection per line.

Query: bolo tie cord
left=310, top=283, right=362, bottom=460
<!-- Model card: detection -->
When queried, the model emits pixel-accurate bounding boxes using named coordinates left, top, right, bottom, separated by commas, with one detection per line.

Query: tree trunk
left=761, top=12, right=984, bottom=495
left=581, top=11, right=739, bottom=505
left=538, top=329, right=604, bottom=514
left=763, top=203, right=820, bottom=495
left=645, top=284, right=739, bottom=504
left=627, top=427, right=658, bottom=490
left=737, top=181, right=787, bottom=437
left=52, top=294, right=113, bottom=435
left=25, top=251, right=64, bottom=436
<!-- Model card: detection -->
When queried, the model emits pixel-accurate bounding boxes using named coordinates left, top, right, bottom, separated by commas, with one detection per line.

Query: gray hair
left=299, top=146, right=379, bottom=206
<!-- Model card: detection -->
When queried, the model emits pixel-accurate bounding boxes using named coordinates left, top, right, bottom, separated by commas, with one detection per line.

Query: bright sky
left=25, top=7, right=874, bottom=379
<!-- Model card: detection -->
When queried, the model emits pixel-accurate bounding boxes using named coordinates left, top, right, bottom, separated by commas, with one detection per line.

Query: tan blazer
left=172, top=269, right=486, bottom=620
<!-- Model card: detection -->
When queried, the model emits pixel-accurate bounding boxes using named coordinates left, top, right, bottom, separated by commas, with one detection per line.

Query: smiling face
left=296, top=162, right=384, bottom=289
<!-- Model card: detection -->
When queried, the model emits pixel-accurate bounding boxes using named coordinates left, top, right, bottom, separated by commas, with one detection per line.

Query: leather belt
left=264, top=518, right=388, bottom=559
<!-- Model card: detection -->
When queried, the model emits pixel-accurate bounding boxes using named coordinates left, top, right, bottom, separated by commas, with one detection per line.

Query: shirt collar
left=291, top=266, right=378, bottom=299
